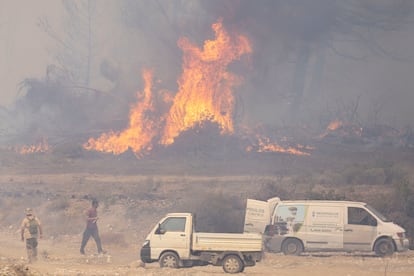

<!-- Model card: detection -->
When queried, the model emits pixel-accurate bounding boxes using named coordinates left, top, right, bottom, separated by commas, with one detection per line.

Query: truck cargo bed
left=193, top=232, right=262, bottom=251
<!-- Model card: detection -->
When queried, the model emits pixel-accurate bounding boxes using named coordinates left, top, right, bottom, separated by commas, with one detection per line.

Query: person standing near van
left=80, top=199, right=106, bottom=255
left=20, top=208, right=43, bottom=263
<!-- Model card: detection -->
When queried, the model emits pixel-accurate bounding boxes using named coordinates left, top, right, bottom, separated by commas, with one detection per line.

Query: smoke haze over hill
left=1, top=0, right=414, bottom=151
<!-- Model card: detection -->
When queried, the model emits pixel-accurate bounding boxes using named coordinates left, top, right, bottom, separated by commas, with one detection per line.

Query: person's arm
left=85, top=209, right=98, bottom=223
left=37, top=219, right=43, bottom=239
left=20, top=220, right=25, bottom=241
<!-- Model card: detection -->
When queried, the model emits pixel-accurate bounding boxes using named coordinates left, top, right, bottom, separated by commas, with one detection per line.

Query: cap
left=25, top=208, right=33, bottom=215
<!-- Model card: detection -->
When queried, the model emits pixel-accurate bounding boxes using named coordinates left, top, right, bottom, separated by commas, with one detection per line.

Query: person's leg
left=26, top=238, right=34, bottom=263
left=32, top=239, right=38, bottom=261
left=80, top=228, right=91, bottom=254
left=91, top=228, right=104, bottom=253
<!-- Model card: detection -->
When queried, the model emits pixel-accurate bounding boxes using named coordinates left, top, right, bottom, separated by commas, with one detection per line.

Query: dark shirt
left=86, top=207, right=98, bottom=229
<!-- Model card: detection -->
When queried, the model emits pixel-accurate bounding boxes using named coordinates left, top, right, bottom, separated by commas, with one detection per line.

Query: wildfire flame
left=321, top=119, right=363, bottom=138
left=83, top=19, right=252, bottom=156
left=83, top=19, right=311, bottom=158
left=327, top=120, right=343, bottom=131
left=83, top=69, right=158, bottom=157
left=248, top=136, right=311, bottom=156
left=16, top=138, right=50, bottom=154
left=161, top=19, right=251, bottom=145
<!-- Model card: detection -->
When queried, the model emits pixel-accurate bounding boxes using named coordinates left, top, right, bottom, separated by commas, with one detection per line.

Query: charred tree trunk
left=290, top=42, right=311, bottom=120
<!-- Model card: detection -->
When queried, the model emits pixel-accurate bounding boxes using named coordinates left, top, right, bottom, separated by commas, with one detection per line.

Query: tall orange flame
left=83, top=19, right=251, bottom=156
left=83, top=69, right=158, bottom=157
left=161, top=19, right=251, bottom=145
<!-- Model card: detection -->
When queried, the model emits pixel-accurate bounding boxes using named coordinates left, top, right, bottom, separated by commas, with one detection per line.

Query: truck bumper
left=140, top=244, right=152, bottom=263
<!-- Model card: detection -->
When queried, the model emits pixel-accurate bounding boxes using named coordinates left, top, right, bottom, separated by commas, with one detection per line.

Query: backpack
left=28, top=218, right=38, bottom=235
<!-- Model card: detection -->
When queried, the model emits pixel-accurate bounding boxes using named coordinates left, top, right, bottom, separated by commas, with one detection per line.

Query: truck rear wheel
left=282, top=238, right=303, bottom=255
left=159, top=252, right=179, bottom=268
left=374, top=238, right=395, bottom=256
left=222, top=254, right=244, bottom=274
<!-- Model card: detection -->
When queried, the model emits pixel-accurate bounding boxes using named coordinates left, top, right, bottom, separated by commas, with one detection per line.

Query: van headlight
left=397, top=232, right=405, bottom=239
left=142, top=240, right=150, bottom=247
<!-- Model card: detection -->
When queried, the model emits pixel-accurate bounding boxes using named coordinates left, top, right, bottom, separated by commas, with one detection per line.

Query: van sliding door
left=305, top=205, right=344, bottom=249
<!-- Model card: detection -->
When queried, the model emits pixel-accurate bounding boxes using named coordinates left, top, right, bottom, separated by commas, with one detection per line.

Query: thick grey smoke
left=1, top=0, right=414, bottom=149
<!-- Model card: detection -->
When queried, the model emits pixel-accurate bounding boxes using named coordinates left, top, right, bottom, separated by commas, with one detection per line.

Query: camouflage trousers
left=26, top=238, right=38, bottom=263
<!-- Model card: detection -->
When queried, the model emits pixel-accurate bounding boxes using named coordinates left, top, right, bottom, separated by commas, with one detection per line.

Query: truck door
left=151, top=216, right=191, bottom=259
left=344, top=207, right=377, bottom=251
left=244, top=199, right=271, bottom=233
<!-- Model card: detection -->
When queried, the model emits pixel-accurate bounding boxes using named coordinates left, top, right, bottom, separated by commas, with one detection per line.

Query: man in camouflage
left=20, top=208, right=43, bottom=263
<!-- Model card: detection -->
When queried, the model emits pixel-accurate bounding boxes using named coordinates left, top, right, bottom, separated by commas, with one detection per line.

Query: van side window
left=161, top=217, right=186, bottom=232
left=348, top=207, right=377, bottom=226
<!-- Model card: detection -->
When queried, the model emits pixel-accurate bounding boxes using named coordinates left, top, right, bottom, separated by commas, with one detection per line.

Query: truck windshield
left=365, top=204, right=390, bottom=222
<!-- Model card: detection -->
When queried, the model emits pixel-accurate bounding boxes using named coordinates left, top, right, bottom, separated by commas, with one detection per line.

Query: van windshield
left=365, top=204, right=390, bottom=222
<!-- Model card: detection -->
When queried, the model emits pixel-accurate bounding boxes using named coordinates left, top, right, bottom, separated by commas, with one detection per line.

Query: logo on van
left=275, top=205, right=305, bottom=233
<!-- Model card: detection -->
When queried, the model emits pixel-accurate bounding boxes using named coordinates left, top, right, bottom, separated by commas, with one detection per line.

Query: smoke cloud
left=1, top=0, right=414, bottom=151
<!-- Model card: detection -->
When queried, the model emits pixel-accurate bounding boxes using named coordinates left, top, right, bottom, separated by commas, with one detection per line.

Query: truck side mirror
left=155, top=223, right=167, bottom=235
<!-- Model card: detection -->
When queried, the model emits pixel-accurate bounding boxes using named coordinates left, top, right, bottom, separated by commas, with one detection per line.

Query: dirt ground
left=1, top=230, right=414, bottom=275
left=1, top=172, right=414, bottom=275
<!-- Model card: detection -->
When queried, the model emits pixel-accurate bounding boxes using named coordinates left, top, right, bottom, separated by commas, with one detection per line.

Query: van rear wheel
left=159, top=252, right=179, bottom=268
left=222, top=254, right=244, bottom=273
left=374, top=238, right=395, bottom=256
left=282, top=238, right=303, bottom=255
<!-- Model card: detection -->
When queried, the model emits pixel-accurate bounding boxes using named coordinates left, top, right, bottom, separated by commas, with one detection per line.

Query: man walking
left=21, top=208, right=43, bottom=263
left=80, top=199, right=106, bottom=255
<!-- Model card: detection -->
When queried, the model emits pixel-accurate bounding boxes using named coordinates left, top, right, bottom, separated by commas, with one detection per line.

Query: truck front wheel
left=222, top=254, right=244, bottom=274
left=159, top=252, right=179, bottom=268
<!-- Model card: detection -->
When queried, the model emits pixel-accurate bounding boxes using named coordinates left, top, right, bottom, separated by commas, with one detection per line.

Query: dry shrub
left=178, top=191, right=245, bottom=233
left=2, top=263, right=32, bottom=276
left=252, top=177, right=290, bottom=201
left=340, top=164, right=387, bottom=185
left=42, top=199, right=88, bottom=237
left=306, top=189, right=346, bottom=200
left=0, top=198, right=24, bottom=226
left=45, top=197, right=70, bottom=212
left=100, top=232, right=127, bottom=247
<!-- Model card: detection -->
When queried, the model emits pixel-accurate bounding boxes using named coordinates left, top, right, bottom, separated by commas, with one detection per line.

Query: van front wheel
left=282, top=238, right=303, bottom=255
left=374, top=238, right=395, bottom=256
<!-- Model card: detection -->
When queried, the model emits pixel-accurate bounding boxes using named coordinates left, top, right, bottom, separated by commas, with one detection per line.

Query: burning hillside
left=82, top=19, right=309, bottom=158
left=83, top=69, right=159, bottom=158
left=14, top=138, right=50, bottom=155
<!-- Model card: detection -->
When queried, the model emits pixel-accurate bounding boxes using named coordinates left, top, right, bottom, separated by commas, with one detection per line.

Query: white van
left=244, top=197, right=409, bottom=256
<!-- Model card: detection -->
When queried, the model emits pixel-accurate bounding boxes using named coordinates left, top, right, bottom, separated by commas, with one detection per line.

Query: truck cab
left=141, top=213, right=192, bottom=263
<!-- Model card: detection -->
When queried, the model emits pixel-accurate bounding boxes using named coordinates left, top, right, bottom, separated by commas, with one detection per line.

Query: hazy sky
left=1, top=0, right=414, bottom=129
left=0, top=0, right=60, bottom=107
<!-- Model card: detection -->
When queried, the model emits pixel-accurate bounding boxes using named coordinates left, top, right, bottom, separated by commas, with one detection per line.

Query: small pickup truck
left=140, top=212, right=263, bottom=273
